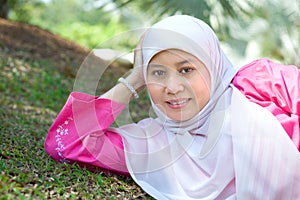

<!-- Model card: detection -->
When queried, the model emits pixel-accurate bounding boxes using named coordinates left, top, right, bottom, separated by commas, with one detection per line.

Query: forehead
left=148, top=49, right=206, bottom=70
left=149, top=49, right=195, bottom=63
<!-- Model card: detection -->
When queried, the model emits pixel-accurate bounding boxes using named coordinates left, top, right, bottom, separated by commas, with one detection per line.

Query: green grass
left=0, top=49, right=152, bottom=199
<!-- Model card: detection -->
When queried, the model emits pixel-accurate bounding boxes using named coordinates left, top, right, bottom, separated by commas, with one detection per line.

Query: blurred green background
left=3, top=0, right=300, bottom=65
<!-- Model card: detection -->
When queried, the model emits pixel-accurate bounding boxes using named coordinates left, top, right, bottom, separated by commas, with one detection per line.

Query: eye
left=152, top=70, right=166, bottom=76
left=179, top=67, right=194, bottom=74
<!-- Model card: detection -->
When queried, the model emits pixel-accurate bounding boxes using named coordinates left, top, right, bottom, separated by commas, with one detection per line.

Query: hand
left=100, top=38, right=146, bottom=103
left=125, top=38, right=146, bottom=93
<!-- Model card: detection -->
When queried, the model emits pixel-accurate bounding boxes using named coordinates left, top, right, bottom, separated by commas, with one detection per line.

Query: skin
left=147, top=49, right=211, bottom=122
left=101, top=42, right=145, bottom=104
left=101, top=47, right=211, bottom=122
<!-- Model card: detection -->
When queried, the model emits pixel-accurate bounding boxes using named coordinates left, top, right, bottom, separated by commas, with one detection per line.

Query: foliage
left=5, top=0, right=41, bottom=22
left=5, top=0, right=300, bottom=65
left=111, top=0, right=300, bottom=65
left=112, top=0, right=253, bottom=36
left=254, top=0, right=300, bottom=65
left=224, top=0, right=300, bottom=65
left=41, top=20, right=126, bottom=49
left=9, top=0, right=129, bottom=49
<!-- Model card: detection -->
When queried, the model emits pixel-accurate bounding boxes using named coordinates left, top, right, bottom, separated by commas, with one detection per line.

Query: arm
left=44, top=92, right=129, bottom=175
left=45, top=44, right=145, bottom=175
left=101, top=43, right=145, bottom=104
left=232, top=58, right=300, bottom=150
left=100, top=73, right=144, bottom=104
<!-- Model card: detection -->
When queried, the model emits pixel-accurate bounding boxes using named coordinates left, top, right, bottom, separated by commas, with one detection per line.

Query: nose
left=164, top=74, right=184, bottom=94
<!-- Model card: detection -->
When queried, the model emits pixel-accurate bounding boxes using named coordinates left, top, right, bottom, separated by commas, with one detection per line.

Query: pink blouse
left=232, top=58, right=300, bottom=150
left=44, top=58, right=300, bottom=174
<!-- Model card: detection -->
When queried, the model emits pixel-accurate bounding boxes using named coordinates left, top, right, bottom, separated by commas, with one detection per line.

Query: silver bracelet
left=118, top=77, right=139, bottom=99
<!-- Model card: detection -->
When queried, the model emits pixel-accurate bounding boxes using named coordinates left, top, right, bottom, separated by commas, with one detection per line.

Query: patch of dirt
left=0, top=18, right=131, bottom=78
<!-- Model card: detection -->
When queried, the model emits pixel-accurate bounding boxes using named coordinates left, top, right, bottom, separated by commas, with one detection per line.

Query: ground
left=0, top=18, right=151, bottom=199
left=0, top=18, right=91, bottom=76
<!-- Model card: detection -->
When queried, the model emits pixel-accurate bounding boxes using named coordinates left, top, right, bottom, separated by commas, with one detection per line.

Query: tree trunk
left=0, top=0, right=9, bottom=19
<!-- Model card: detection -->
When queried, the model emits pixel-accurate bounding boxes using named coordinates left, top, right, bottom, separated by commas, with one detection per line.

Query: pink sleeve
left=232, top=58, right=300, bottom=150
left=44, top=92, right=129, bottom=175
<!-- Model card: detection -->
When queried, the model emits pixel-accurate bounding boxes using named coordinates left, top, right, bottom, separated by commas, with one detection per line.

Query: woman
left=45, top=15, right=300, bottom=199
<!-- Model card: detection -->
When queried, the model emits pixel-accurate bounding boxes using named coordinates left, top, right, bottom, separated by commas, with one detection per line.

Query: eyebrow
left=148, top=63, right=165, bottom=68
left=148, top=58, right=195, bottom=68
left=175, top=58, right=194, bottom=66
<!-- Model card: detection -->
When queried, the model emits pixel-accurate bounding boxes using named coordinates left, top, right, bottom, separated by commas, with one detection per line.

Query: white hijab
left=140, top=15, right=237, bottom=157
left=112, top=15, right=300, bottom=199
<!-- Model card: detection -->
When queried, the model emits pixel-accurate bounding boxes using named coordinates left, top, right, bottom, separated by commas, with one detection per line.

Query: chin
left=168, top=115, right=193, bottom=123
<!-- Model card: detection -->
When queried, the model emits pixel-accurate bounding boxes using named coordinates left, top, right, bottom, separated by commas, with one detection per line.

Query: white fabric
left=112, top=15, right=300, bottom=199
left=231, top=88, right=300, bottom=199
left=141, top=15, right=236, bottom=133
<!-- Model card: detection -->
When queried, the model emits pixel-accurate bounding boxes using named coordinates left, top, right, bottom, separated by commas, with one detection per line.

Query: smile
left=166, top=98, right=191, bottom=109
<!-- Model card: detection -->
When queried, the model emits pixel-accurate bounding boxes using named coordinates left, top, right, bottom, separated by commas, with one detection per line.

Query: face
left=147, top=49, right=211, bottom=122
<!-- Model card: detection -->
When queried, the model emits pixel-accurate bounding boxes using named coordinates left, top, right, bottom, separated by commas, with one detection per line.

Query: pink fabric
left=44, top=92, right=129, bottom=175
left=232, top=58, right=300, bottom=150
left=44, top=58, right=300, bottom=174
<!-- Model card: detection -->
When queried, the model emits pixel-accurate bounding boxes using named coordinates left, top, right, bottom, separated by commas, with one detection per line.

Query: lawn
left=0, top=47, right=152, bottom=199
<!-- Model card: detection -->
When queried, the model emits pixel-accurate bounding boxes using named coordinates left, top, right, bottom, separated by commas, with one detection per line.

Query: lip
left=165, top=98, right=191, bottom=109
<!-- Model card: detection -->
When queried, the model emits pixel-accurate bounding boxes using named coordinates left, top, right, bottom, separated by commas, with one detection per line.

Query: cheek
left=190, top=77, right=210, bottom=102
left=147, top=84, right=162, bottom=103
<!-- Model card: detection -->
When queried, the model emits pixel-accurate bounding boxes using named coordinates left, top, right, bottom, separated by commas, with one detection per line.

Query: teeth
left=170, top=99, right=188, bottom=105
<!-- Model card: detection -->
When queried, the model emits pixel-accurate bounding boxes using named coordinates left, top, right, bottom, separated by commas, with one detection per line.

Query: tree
left=0, top=0, right=10, bottom=18
left=0, top=0, right=22, bottom=19
left=0, top=0, right=41, bottom=21
left=111, top=0, right=300, bottom=65
left=224, top=0, right=300, bottom=65
left=111, top=0, right=254, bottom=37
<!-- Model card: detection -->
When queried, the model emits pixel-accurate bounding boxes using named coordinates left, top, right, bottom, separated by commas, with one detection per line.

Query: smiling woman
left=147, top=49, right=210, bottom=122
left=45, top=15, right=300, bottom=199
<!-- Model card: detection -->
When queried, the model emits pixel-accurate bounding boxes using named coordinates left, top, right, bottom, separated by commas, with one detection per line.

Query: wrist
left=124, top=74, right=145, bottom=93
left=118, top=77, right=139, bottom=99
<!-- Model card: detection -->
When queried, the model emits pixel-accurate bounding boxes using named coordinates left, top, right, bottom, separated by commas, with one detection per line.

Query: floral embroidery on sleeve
left=54, top=117, right=73, bottom=163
